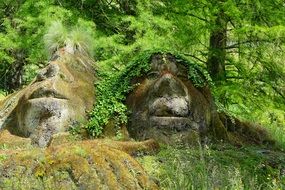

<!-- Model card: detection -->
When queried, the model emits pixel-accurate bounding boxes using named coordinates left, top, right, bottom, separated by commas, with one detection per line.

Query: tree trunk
left=6, top=50, right=25, bottom=92
left=207, top=10, right=227, bottom=81
left=117, top=0, right=136, bottom=15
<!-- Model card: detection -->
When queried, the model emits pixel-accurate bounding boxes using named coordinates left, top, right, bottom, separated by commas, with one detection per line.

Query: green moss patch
left=0, top=139, right=159, bottom=190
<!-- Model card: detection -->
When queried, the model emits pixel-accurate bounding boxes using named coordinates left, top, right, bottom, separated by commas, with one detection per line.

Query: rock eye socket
left=147, top=71, right=160, bottom=79
left=36, top=64, right=59, bottom=82
left=177, top=73, right=188, bottom=79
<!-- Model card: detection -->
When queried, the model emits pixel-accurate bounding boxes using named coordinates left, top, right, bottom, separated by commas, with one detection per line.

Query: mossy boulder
left=219, top=113, right=274, bottom=145
left=124, top=52, right=272, bottom=146
left=0, top=49, right=95, bottom=147
left=125, top=53, right=226, bottom=144
left=0, top=137, right=159, bottom=190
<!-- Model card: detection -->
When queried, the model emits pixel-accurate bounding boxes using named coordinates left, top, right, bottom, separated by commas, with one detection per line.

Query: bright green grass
left=139, top=144, right=285, bottom=190
left=0, top=91, right=6, bottom=101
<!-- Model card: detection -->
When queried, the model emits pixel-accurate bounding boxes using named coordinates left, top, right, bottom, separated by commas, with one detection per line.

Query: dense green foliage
left=0, top=0, right=284, bottom=140
left=1, top=0, right=285, bottom=188
left=1, top=0, right=284, bottom=86
left=0, top=0, right=284, bottom=141
left=0, top=0, right=95, bottom=91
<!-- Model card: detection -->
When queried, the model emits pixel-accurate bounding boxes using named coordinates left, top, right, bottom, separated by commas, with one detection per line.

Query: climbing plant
left=86, top=50, right=211, bottom=136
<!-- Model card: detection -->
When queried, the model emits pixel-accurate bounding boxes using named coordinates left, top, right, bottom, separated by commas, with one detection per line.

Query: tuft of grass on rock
left=44, top=21, right=94, bottom=56
left=43, top=21, right=68, bottom=54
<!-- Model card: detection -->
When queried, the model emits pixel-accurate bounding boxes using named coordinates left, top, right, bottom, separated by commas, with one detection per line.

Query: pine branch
left=182, top=53, right=207, bottom=65
left=170, top=10, right=209, bottom=23
left=225, top=39, right=273, bottom=49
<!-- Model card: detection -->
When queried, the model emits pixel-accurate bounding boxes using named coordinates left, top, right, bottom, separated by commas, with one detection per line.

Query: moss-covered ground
left=0, top=132, right=159, bottom=190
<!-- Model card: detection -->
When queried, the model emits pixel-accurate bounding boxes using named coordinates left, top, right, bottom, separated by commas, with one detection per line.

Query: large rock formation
left=0, top=49, right=275, bottom=189
left=125, top=53, right=272, bottom=145
left=0, top=135, right=159, bottom=190
left=0, top=49, right=160, bottom=189
left=0, top=49, right=95, bottom=147
left=125, top=53, right=223, bottom=144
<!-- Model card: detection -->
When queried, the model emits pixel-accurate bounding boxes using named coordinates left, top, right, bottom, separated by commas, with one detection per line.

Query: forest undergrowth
left=0, top=0, right=284, bottom=189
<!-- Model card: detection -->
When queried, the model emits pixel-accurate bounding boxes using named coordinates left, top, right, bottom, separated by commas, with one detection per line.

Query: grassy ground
left=0, top=92, right=5, bottom=101
left=138, top=143, right=285, bottom=190
left=136, top=83, right=285, bottom=190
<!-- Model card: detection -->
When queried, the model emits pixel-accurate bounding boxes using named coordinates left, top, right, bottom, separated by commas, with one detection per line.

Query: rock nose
left=149, top=73, right=190, bottom=117
left=153, top=73, right=187, bottom=97
left=36, top=63, right=59, bottom=81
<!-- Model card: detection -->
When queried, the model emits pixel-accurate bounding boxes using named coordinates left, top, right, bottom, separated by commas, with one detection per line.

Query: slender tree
left=207, top=7, right=228, bottom=81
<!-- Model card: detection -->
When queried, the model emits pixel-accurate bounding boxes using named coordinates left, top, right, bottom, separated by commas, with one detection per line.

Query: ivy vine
left=86, top=50, right=212, bottom=136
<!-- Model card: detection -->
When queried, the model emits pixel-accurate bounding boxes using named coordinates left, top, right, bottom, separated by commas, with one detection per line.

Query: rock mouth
left=149, top=96, right=190, bottom=117
left=23, top=97, right=69, bottom=120
left=18, top=98, right=70, bottom=145
left=150, top=116, right=199, bottom=132
left=29, top=88, right=68, bottom=100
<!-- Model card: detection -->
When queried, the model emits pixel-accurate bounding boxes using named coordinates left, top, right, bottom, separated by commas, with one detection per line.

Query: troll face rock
left=125, top=53, right=273, bottom=145
left=126, top=53, right=222, bottom=144
left=0, top=51, right=95, bottom=147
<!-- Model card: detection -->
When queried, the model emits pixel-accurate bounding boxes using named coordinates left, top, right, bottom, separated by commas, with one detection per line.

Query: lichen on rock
left=0, top=138, right=159, bottom=190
